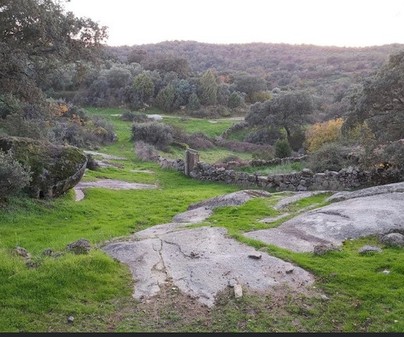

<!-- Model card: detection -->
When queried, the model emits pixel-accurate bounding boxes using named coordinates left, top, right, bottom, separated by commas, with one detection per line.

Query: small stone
left=248, top=253, right=262, bottom=260
left=25, top=260, right=38, bottom=268
left=320, top=294, right=329, bottom=301
left=234, top=284, right=243, bottom=299
left=380, top=232, right=404, bottom=247
left=42, top=248, right=53, bottom=256
left=313, top=244, right=336, bottom=256
left=285, top=268, right=294, bottom=274
left=67, top=316, right=74, bottom=324
left=66, top=239, right=91, bottom=255
left=14, top=246, right=31, bottom=259
left=358, top=245, right=382, bottom=255
left=382, top=269, right=391, bottom=274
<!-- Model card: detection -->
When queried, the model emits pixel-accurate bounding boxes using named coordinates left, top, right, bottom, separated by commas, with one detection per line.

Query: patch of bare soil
left=121, top=280, right=324, bottom=332
left=129, top=279, right=213, bottom=332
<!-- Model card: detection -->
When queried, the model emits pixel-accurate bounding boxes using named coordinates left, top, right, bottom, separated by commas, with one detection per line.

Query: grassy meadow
left=0, top=107, right=403, bottom=332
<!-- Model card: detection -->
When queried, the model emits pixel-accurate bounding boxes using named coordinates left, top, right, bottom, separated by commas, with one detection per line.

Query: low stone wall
left=188, top=162, right=404, bottom=191
left=158, top=156, right=185, bottom=172
left=156, top=151, right=403, bottom=192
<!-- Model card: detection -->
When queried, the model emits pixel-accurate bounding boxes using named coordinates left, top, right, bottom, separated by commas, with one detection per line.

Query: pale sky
left=64, top=0, right=404, bottom=47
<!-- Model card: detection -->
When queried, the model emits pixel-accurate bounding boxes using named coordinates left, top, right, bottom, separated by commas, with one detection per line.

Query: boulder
left=0, top=136, right=87, bottom=198
left=380, top=232, right=404, bottom=247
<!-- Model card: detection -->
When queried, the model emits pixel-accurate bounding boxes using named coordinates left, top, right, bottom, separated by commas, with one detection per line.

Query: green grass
left=161, top=116, right=236, bottom=138
left=1, top=107, right=404, bottom=332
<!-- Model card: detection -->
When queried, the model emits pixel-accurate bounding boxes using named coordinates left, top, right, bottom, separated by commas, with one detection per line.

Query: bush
left=121, top=111, right=148, bottom=123
left=363, top=139, right=404, bottom=170
left=306, top=142, right=357, bottom=172
left=244, top=127, right=281, bottom=145
left=274, top=139, right=292, bottom=158
left=0, top=150, right=31, bottom=199
left=305, top=118, right=344, bottom=153
left=134, top=141, right=159, bottom=162
left=131, top=122, right=174, bottom=151
left=49, top=116, right=116, bottom=149
left=251, top=149, right=274, bottom=161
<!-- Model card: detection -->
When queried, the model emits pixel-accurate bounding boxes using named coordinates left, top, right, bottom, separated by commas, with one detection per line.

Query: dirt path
left=74, top=179, right=157, bottom=201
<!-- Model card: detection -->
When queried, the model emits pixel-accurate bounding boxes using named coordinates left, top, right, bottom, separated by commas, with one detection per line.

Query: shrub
left=120, top=111, right=148, bottom=123
left=306, top=142, right=357, bottom=172
left=274, top=139, right=292, bottom=158
left=131, top=122, right=174, bottom=151
left=305, top=118, right=344, bottom=153
left=0, top=149, right=32, bottom=199
left=244, top=127, right=281, bottom=145
left=134, top=141, right=159, bottom=162
left=251, top=148, right=274, bottom=161
left=363, top=139, right=404, bottom=170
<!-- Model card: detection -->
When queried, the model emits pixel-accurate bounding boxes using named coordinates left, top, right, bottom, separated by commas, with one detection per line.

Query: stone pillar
left=185, top=148, right=199, bottom=176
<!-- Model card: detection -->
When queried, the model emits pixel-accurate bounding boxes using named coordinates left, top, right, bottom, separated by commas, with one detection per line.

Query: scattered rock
left=248, top=252, right=262, bottom=260
left=67, top=239, right=91, bottom=254
left=26, top=260, right=38, bottom=268
left=381, top=269, right=391, bottom=274
left=380, top=232, right=404, bottom=247
left=14, top=246, right=31, bottom=259
left=67, top=316, right=74, bottom=324
left=42, top=248, right=53, bottom=256
left=358, top=245, right=382, bottom=255
left=234, top=284, right=243, bottom=299
left=313, top=244, right=338, bottom=256
left=285, top=267, right=294, bottom=274
left=73, top=188, right=85, bottom=202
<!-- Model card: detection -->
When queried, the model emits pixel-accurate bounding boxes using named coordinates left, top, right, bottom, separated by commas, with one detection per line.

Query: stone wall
left=157, top=151, right=403, bottom=192
left=188, top=162, right=404, bottom=191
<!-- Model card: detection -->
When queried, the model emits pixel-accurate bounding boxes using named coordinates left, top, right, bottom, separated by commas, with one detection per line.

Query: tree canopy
left=245, top=90, right=314, bottom=142
left=342, top=50, right=404, bottom=143
left=0, top=0, right=107, bottom=112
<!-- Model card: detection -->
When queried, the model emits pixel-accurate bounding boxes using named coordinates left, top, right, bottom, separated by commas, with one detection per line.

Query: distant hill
left=105, top=41, right=404, bottom=119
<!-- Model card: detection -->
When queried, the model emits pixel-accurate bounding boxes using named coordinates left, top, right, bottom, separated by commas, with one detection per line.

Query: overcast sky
left=64, top=0, right=404, bottom=47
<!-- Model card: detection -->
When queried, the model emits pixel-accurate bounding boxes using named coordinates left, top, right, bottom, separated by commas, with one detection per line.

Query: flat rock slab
left=274, top=191, right=328, bottom=210
left=172, top=207, right=213, bottom=224
left=102, top=226, right=314, bottom=308
left=327, top=181, right=404, bottom=202
left=76, top=179, right=157, bottom=190
left=188, top=190, right=271, bottom=210
left=245, top=192, right=404, bottom=253
left=74, top=179, right=157, bottom=201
